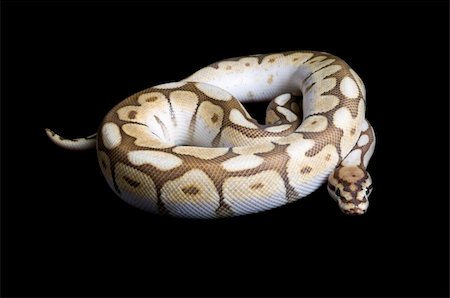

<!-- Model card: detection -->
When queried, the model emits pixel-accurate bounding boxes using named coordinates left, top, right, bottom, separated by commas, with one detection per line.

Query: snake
left=46, top=51, right=376, bottom=218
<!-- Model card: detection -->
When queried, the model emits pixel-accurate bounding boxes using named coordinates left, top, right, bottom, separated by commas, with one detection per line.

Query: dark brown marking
left=325, top=153, right=331, bottom=161
left=350, top=127, right=356, bottom=135
left=146, top=96, right=158, bottom=102
left=304, top=82, right=316, bottom=94
left=128, top=111, right=137, bottom=119
left=215, top=201, right=234, bottom=217
left=101, top=159, right=107, bottom=170
left=123, top=176, right=141, bottom=188
left=300, top=166, right=312, bottom=174
left=293, top=57, right=299, bottom=61
left=211, top=113, right=219, bottom=123
left=245, top=62, right=250, bottom=66
left=268, top=58, right=275, bottom=63
left=250, top=183, right=264, bottom=190
left=182, top=185, right=200, bottom=195
left=311, top=120, right=317, bottom=125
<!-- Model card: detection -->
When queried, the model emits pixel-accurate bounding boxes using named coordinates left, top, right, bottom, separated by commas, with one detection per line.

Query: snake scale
left=46, top=51, right=375, bottom=218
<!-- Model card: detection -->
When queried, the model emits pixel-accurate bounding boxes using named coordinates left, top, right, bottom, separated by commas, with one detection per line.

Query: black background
left=2, top=1, right=449, bottom=297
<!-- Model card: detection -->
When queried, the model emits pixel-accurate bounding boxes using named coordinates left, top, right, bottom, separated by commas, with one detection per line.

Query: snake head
left=327, top=165, right=373, bottom=215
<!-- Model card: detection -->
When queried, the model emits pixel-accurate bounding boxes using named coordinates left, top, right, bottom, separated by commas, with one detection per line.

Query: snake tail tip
left=45, top=128, right=96, bottom=151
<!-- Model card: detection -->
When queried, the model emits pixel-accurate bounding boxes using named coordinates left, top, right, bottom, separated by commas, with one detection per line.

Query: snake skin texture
left=46, top=51, right=376, bottom=218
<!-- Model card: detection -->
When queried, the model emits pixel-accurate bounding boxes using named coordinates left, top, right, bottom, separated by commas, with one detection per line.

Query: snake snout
left=342, top=207, right=367, bottom=216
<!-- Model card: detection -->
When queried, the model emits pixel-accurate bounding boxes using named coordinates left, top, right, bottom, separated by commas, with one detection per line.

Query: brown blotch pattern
left=300, top=166, right=313, bottom=174
left=128, top=111, right=137, bottom=119
left=182, top=185, right=200, bottom=195
left=123, top=176, right=141, bottom=188
left=250, top=182, right=264, bottom=190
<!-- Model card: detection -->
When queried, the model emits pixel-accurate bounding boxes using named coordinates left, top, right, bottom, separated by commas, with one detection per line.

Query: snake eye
left=335, top=188, right=341, bottom=197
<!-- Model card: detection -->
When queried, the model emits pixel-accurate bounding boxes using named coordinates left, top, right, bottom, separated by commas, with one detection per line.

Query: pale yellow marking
left=232, top=142, right=275, bottom=155
left=332, top=107, right=353, bottom=128
left=342, top=149, right=362, bottom=167
left=119, top=93, right=174, bottom=142
left=363, top=139, right=375, bottom=168
left=122, top=123, right=172, bottom=149
left=261, top=54, right=284, bottom=65
left=114, top=162, right=158, bottom=213
left=285, top=138, right=339, bottom=197
left=172, top=146, right=229, bottom=160
left=223, top=170, right=287, bottom=215
left=102, top=122, right=122, bottom=149
left=357, top=134, right=369, bottom=147
left=318, top=77, right=337, bottom=94
left=302, top=65, right=342, bottom=113
left=136, top=92, right=167, bottom=105
left=349, top=68, right=366, bottom=99
left=265, top=110, right=281, bottom=125
left=192, top=101, right=224, bottom=146
left=195, top=83, right=232, bottom=101
left=169, top=90, right=199, bottom=144
left=276, top=107, right=297, bottom=122
left=286, top=52, right=314, bottom=65
left=298, top=115, right=328, bottom=132
left=229, top=109, right=258, bottom=129
left=153, top=82, right=186, bottom=89
left=333, top=101, right=365, bottom=157
left=361, top=119, right=369, bottom=131
left=304, top=65, right=342, bottom=89
left=160, top=169, right=220, bottom=218
left=128, top=150, right=182, bottom=170
left=310, top=95, right=340, bottom=114
left=117, top=106, right=142, bottom=123
left=304, top=78, right=336, bottom=96
left=340, top=76, right=359, bottom=99
left=264, top=124, right=292, bottom=133
left=222, top=155, right=264, bottom=172
left=274, top=133, right=304, bottom=145
left=169, top=90, right=199, bottom=106
left=274, top=93, right=291, bottom=106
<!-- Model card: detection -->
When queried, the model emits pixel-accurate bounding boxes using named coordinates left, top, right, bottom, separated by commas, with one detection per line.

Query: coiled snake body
left=47, top=51, right=375, bottom=218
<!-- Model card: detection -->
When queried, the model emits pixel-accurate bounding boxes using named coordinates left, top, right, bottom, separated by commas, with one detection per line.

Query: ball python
left=46, top=51, right=375, bottom=218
